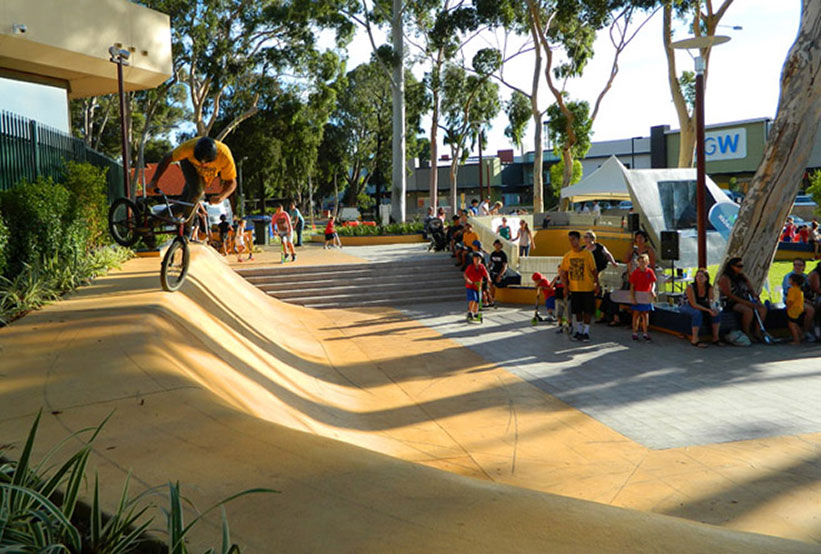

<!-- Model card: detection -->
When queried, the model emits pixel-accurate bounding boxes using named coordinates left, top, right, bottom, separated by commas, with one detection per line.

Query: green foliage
left=63, top=161, right=109, bottom=249
left=504, top=91, right=531, bottom=151
left=549, top=157, right=583, bottom=195
left=678, top=70, right=696, bottom=113
left=546, top=98, right=593, bottom=160
left=335, top=222, right=424, bottom=237
left=356, top=192, right=376, bottom=211
left=0, top=412, right=275, bottom=553
left=0, top=214, right=8, bottom=277
left=0, top=177, right=72, bottom=276
left=0, top=247, right=132, bottom=324
left=807, top=170, right=821, bottom=215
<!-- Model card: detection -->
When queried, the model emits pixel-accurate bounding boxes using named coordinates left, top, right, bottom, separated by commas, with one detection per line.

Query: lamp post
left=109, top=45, right=131, bottom=199
left=237, top=156, right=248, bottom=217
left=672, top=35, right=730, bottom=269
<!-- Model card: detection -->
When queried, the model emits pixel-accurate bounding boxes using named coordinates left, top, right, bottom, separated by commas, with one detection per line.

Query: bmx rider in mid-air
left=148, top=136, right=237, bottom=225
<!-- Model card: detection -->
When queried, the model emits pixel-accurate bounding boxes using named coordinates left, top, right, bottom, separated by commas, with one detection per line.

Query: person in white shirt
left=592, top=200, right=602, bottom=217
left=479, top=198, right=491, bottom=215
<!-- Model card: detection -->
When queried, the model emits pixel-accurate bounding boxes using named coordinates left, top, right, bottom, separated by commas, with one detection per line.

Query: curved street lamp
left=671, top=34, right=731, bottom=268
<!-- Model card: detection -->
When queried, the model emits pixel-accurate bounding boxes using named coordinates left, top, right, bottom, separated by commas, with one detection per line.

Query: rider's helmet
left=193, top=137, right=218, bottom=163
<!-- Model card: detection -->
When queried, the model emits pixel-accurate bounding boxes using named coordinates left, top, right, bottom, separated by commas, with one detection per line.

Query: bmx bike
left=108, top=193, right=203, bottom=292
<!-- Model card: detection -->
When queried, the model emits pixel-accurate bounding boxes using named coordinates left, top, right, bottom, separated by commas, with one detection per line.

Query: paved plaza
left=403, top=300, right=821, bottom=449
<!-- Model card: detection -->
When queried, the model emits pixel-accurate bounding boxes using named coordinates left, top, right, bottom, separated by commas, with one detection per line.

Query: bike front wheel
left=160, top=238, right=190, bottom=292
left=108, top=197, right=140, bottom=247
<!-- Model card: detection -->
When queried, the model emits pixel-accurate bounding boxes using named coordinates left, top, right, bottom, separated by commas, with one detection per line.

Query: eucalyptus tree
left=525, top=0, right=657, bottom=200
left=141, top=0, right=353, bottom=141
left=405, top=1, right=482, bottom=212
left=662, top=0, right=735, bottom=167
left=723, top=0, right=821, bottom=291
left=440, top=54, right=501, bottom=210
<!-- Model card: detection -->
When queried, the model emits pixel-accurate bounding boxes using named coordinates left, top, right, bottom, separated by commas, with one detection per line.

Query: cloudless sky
left=341, top=0, right=801, bottom=157
left=0, top=0, right=801, bottom=156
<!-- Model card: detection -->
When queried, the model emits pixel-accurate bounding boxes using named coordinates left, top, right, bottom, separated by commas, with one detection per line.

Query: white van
left=205, top=199, right=233, bottom=228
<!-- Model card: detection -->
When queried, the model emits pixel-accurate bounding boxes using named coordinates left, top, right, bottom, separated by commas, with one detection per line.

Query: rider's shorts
left=278, top=232, right=292, bottom=244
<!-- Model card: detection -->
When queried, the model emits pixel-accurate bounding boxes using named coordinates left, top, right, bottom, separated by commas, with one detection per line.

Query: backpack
left=725, top=330, right=751, bottom=347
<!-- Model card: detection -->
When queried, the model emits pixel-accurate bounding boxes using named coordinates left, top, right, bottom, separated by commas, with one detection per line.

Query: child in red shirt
left=629, top=253, right=657, bottom=341
left=531, top=272, right=556, bottom=322
left=324, top=216, right=341, bottom=249
left=464, top=253, right=490, bottom=322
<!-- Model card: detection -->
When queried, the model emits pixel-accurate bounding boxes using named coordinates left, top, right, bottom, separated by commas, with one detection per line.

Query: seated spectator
left=496, top=217, right=511, bottom=241
left=490, top=201, right=503, bottom=215
left=479, top=197, right=491, bottom=215
left=717, top=257, right=768, bottom=343
left=796, top=224, right=810, bottom=243
left=455, top=223, right=480, bottom=269
left=781, top=257, right=817, bottom=342
left=810, top=220, right=820, bottom=258
left=808, top=260, right=821, bottom=337
left=447, top=215, right=463, bottom=255
left=436, top=206, right=446, bottom=222
left=422, top=206, right=435, bottom=239
left=468, top=199, right=480, bottom=216
left=680, top=268, right=722, bottom=347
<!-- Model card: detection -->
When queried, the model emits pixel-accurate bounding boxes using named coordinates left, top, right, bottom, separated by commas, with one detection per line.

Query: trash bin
left=244, top=215, right=271, bottom=245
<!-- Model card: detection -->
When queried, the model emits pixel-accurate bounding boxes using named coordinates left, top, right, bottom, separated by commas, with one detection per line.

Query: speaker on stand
left=660, top=230, right=681, bottom=294
left=627, top=213, right=640, bottom=233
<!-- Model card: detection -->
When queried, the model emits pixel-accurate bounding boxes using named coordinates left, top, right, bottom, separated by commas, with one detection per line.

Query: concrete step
left=236, top=257, right=459, bottom=279
left=251, top=270, right=461, bottom=289
left=269, top=285, right=464, bottom=307
left=293, top=290, right=465, bottom=309
left=270, top=281, right=465, bottom=300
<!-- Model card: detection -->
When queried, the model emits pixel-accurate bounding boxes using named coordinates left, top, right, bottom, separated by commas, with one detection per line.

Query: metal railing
left=0, top=110, right=123, bottom=203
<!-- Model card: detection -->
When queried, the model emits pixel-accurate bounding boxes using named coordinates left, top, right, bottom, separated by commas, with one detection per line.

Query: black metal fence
left=0, top=111, right=124, bottom=203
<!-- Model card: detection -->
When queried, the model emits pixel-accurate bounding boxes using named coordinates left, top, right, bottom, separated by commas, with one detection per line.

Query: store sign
left=705, top=127, right=747, bottom=161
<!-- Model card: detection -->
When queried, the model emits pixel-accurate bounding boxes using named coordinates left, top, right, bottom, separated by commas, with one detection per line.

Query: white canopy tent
left=559, top=156, right=630, bottom=202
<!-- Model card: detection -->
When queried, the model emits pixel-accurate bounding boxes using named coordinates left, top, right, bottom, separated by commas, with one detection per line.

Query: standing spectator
left=796, top=224, right=810, bottom=243
left=679, top=268, right=721, bottom=347
left=807, top=260, right=821, bottom=337
left=290, top=201, right=305, bottom=247
left=479, top=197, right=491, bottom=215
left=781, top=217, right=796, bottom=242
left=781, top=258, right=817, bottom=342
left=496, top=217, right=511, bottom=241
left=717, top=257, right=769, bottom=343
left=490, top=201, right=503, bottom=215
left=625, top=230, right=657, bottom=275
left=584, top=230, right=618, bottom=275
left=235, top=218, right=253, bottom=262
left=464, top=251, right=490, bottom=322
left=785, top=273, right=808, bottom=345
left=436, top=206, right=446, bottom=222
left=629, top=253, right=657, bottom=341
left=809, top=220, right=820, bottom=258
left=324, top=215, right=341, bottom=249
left=560, top=231, right=599, bottom=342
left=513, top=220, right=535, bottom=257
left=591, top=200, right=602, bottom=217
left=217, top=214, right=231, bottom=256
left=423, top=206, right=435, bottom=239
left=488, top=239, right=508, bottom=303
left=271, top=204, right=296, bottom=262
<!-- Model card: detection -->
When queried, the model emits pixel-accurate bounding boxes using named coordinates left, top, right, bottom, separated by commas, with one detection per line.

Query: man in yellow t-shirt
left=149, top=136, right=237, bottom=221
left=560, top=230, right=599, bottom=342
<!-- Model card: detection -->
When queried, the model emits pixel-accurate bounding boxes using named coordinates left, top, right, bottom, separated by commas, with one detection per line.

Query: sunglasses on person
left=734, top=263, right=744, bottom=268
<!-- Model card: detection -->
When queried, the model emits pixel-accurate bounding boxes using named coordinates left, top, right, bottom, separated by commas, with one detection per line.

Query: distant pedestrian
left=496, top=217, right=511, bottom=241
left=217, top=214, right=231, bottom=256
left=324, top=215, right=342, bottom=249
left=271, top=204, right=296, bottom=262
left=235, top=218, right=253, bottom=262
left=560, top=230, right=599, bottom=342
left=786, top=273, right=807, bottom=345
left=290, top=201, right=305, bottom=247
left=629, top=253, right=656, bottom=342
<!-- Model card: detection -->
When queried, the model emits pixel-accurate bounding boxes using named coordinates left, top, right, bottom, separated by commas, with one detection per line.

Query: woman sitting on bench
left=717, top=257, right=769, bottom=343
left=680, top=268, right=722, bottom=347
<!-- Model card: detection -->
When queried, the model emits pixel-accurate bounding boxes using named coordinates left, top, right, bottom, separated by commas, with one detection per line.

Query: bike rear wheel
left=108, top=198, right=140, bottom=247
left=160, top=238, right=190, bottom=291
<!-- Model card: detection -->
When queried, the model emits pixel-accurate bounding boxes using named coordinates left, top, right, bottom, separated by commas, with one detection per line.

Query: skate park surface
left=0, top=243, right=818, bottom=552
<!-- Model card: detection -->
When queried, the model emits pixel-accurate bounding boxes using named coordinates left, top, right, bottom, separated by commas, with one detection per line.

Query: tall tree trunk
left=663, top=4, right=695, bottom=167
left=530, top=18, right=544, bottom=214
left=449, top=159, right=459, bottom=212
left=724, top=0, right=821, bottom=291
left=390, top=0, right=406, bottom=223
left=429, top=83, right=440, bottom=212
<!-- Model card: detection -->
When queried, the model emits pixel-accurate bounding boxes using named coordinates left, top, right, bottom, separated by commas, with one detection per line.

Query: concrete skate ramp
left=0, top=246, right=814, bottom=552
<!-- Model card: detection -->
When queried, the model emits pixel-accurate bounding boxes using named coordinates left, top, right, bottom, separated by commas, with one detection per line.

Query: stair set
left=235, top=255, right=466, bottom=309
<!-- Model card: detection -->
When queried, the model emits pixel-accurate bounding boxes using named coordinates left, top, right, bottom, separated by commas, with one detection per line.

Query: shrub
left=63, top=161, right=109, bottom=248
left=808, top=169, right=821, bottom=216
left=0, top=177, right=72, bottom=276
left=0, top=214, right=8, bottom=276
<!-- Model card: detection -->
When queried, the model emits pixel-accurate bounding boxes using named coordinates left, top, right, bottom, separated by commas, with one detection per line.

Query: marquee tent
left=559, top=156, right=630, bottom=202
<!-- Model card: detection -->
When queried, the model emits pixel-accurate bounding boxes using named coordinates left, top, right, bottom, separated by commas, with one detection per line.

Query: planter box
left=309, top=234, right=425, bottom=246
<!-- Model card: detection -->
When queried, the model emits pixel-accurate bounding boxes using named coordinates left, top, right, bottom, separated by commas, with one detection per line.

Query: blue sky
left=0, top=77, right=70, bottom=132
